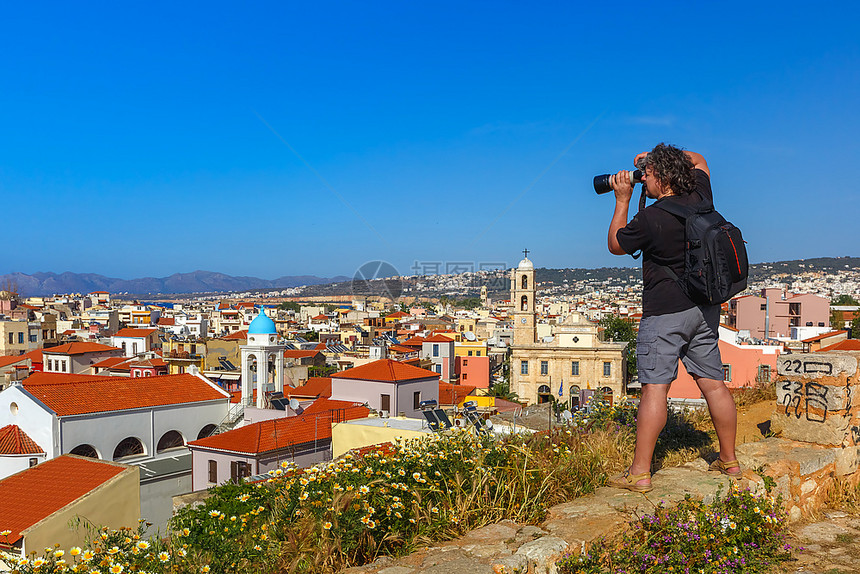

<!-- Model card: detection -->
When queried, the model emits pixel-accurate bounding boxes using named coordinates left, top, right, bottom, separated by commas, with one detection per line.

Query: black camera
left=593, top=169, right=643, bottom=195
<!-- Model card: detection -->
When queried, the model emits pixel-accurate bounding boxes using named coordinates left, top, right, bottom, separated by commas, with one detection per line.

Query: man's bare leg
left=628, top=383, right=671, bottom=486
left=695, top=376, right=740, bottom=474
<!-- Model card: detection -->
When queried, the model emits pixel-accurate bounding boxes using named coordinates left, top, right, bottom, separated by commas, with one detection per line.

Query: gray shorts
left=636, top=305, right=723, bottom=385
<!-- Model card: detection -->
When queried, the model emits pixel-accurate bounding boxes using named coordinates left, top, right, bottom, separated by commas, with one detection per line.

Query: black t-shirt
left=616, top=169, right=713, bottom=317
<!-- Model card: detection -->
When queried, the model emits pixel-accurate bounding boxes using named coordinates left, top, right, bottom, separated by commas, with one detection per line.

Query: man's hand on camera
left=613, top=169, right=634, bottom=202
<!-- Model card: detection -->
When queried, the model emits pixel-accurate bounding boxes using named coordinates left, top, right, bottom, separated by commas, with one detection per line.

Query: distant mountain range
left=0, top=270, right=351, bottom=297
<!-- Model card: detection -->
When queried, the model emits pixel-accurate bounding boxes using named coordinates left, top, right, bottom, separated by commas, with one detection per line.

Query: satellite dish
left=464, top=332, right=477, bottom=341
left=289, top=398, right=300, bottom=410
left=484, top=419, right=494, bottom=430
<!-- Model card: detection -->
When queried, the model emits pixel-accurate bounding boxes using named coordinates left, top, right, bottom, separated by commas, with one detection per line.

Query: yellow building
left=509, top=255, right=627, bottom=406
left=454, top=338, right=488, bottom=358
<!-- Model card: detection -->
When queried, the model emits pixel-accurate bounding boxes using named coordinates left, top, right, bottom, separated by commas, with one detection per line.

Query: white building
left=0, top=371, right=231, bottom=532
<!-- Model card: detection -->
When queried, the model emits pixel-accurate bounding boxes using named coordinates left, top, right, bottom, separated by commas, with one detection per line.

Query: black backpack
left=653, top=199, right=749, bottom=306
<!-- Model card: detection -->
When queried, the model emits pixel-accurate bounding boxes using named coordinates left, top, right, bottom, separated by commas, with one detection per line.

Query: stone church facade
left=509, top=255, right=628, bottom=407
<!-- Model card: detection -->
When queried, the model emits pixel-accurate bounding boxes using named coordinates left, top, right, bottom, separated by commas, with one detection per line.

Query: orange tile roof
left=189, top=405, right=368, bottom=455
left=314, top=343, right=326, bottom=350
left=388, top=345, right=417, bottom=354
left=311, top=314, right=329, bottom=321
left=302, top=397, right=367, bottom=416
left=0, top=425, right=44, bottom=455
left=221, top=330, right=248, bottom=341
left=334, top=359, right=438, bottom=383
left=130, top=358, right=167, bottom=368
left=91, top=356, right=133, bottom=369
left=0, top=455, right=128, bottom=547
left=114, top=328, right=157, bottom=338
left=157, top=317, right=176, bottom=326
left=819, top=339, right=860, bottom=352
left=286, top=377, right=332, bottom=399
left=22, top=373, right=229, bottom=416
left=42, top=342, right=122, bottom=356
left=23, top=349, right=42, bottom=363
left=0, top=355, right=29, bottom=369
left=385, top=311, right=409, bottom=319
left=439, top=382, right=476, bottom=406
left=802, top=330, right=848, bottom=343
left=424, top=334, right=454, bottom=343
left=401, top=336, right=426, bottom=347
left=23, top=372, right=107, bottom=385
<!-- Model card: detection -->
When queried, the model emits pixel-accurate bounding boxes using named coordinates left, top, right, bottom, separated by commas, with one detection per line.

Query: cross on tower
left=523, top=248, right=529, bottom=259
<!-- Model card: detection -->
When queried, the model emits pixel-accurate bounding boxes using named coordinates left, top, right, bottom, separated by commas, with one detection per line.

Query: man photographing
left=606, top=143, right=740, bottom=492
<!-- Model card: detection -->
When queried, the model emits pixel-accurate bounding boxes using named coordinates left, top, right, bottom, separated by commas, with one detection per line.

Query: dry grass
left=732, top=380, right=777, bottom=409
left=825, top=477, right=860, bottom=514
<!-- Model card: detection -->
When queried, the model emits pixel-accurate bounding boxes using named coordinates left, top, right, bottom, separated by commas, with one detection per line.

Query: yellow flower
left=110, top=565, right=124, bottom=574
left=82, top=550, right=95, bottom=562
left=136, top=541, right=149, bottom=550
left=107, top=546, right=120, bottom=555
left=0, top=529, right=10, bottom=536
left=158, top=551, right=170, bottom=562
left=359, top=485, right=370, bottom=494
left=323, top=522, right=332, bottom=530
left=54, top=549, right=65, bottom=557
left=70, top=547, right=81, bottom=556
left=33, top=558, right=46, bottom=568
left=201, top=567, right=211, bottom=573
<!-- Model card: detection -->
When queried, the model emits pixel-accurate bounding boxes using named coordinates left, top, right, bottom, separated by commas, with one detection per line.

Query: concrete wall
left=21, top=464, right=139, bottom=556
left=331, top=421, right=426, bottom=459
left=140, top=471, right=191, bottom=535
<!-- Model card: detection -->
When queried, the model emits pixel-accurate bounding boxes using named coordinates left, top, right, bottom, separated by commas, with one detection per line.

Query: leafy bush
left=557, top=484, right=794, bottom=574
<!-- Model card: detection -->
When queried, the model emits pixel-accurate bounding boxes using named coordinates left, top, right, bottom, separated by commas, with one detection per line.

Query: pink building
left=669, top=326, right=782, bottom=400
left=726, top=289, right=829, bottom=339
left=455, top=355, right=490, bottom=389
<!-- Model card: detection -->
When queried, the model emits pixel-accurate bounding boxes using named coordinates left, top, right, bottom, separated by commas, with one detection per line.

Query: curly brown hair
left=642, top=143, right=696, bottom=195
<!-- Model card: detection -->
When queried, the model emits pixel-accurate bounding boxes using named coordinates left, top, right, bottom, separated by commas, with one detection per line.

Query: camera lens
left=593, top=174, right=613, bottom=194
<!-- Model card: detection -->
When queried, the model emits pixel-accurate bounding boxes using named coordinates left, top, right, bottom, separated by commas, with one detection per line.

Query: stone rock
left=836, top=446, right=860, bottom=475
left=459, top=522, right=518, bottom=545
left=777, top=354, right=858, bottom=378
left=462, top=542, right=511, bottom=558
left=378, top=568, right=415, bottom=574
left=737, top=437, right=838, bottom=475
left=797, top=522, right=850, bottom=544
left=515, top=536, right=569, bottom=574
left=491, top=554, right=528, bottom=574
left=420, top=556, right=497, bottom=574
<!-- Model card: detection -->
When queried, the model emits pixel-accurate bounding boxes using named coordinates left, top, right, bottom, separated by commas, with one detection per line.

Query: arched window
left=198, top=424, right=217, bottom=439
left=156, top=430, right=185, bottom=453
left=70, top=444, right=99, bottom=459
left=113, top=437, right=145, bottom=461
left=521, top=275, right=528, bottom=290
left=521, top=295, right=528, bottom=312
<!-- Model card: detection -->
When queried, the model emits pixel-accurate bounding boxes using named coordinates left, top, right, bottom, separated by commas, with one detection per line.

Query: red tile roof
left=401, top=336, right=427, bottom=347
left=311, top=314, right=329, bottom=321
left=439, top=382, right=476, bottom=406
left=130, top=358, right=167, bottom=368
left=385, top=311, right=409, bottom=319
left=0, top=455, right=128, bottom=547
left=189, top=405, right=368, bottom=455
left=0, top=425, right=44, bottom=455
left=819, top=340, right=860, bottom=352
left=23, top=349, right=42, bottom=363
left=42, top=342, right=122, bottom=356
left=314, top=343, right=326, bottom=350
left=22, top=373, right=229, bottom=416
left=114, top=328, right=157, bottom=338
left=334, top=359, right=438, bottom=383
left=157, top=317, right=176, bottom=326
left=286, top=377, right=332, bottom=399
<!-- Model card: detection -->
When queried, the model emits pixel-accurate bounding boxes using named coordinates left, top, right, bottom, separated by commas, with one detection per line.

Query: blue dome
left=248, top=309, right=277, bottom=334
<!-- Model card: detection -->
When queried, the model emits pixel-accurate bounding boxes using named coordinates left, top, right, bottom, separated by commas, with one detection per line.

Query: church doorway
left=569, top=385, right=581, bottom=410
left=537, top=384, right=552, bottom=404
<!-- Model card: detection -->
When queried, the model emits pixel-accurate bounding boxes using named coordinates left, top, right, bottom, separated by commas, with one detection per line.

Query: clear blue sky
left=2, top=2, right=858, bottom=280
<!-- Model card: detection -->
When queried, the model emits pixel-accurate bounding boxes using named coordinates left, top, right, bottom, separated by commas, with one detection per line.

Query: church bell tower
left=512, top=249, right=536, bottom=346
